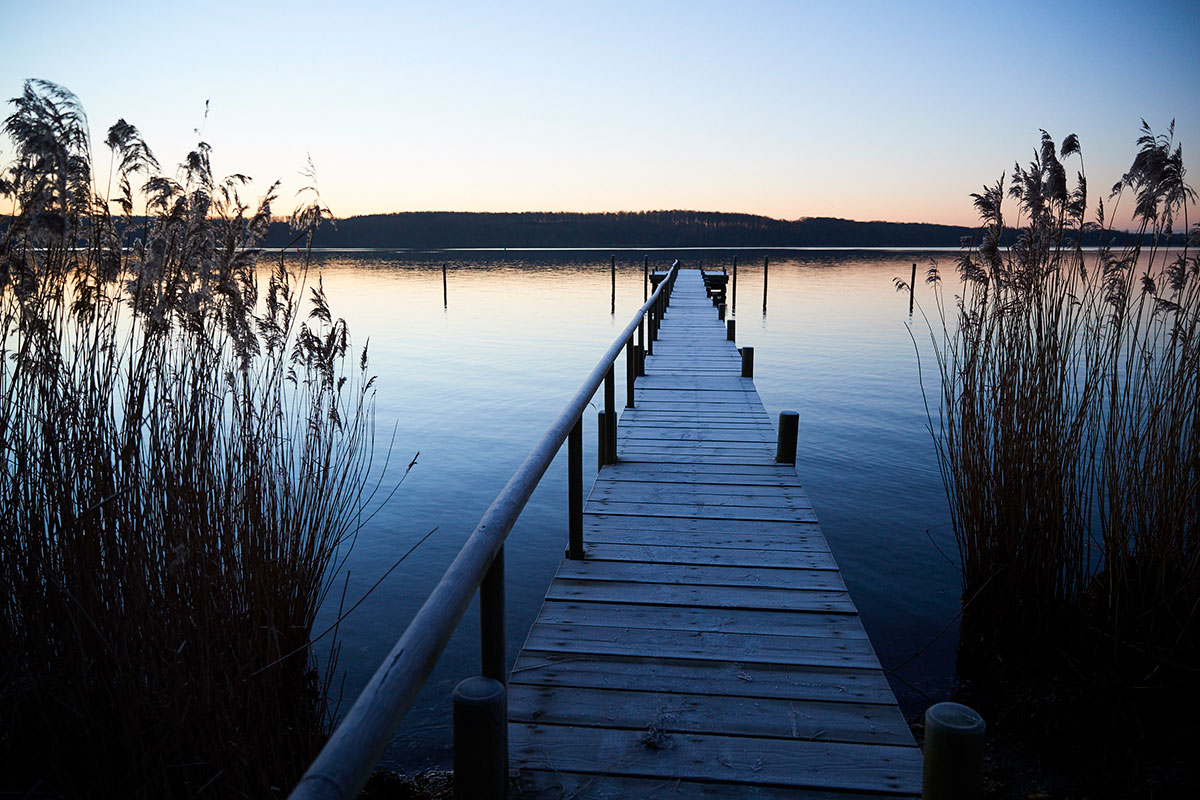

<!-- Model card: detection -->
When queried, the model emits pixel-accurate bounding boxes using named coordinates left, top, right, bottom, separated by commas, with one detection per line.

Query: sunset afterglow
left=3, top=1, right=1198, bottom=228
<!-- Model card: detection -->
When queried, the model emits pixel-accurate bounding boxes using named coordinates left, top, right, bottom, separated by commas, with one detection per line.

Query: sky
left=2, top=0, right=1198, bottom=227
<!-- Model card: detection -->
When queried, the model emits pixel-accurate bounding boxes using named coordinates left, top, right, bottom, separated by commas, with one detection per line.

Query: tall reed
left=0, top=80, right=378, bottom=797
left=915, top=124, right=1198, bottom=681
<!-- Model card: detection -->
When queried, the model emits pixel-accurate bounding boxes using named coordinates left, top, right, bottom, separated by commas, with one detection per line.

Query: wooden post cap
left=453, top=675, right=504, bottom=706
left=922, top=702, right=985, bottom=800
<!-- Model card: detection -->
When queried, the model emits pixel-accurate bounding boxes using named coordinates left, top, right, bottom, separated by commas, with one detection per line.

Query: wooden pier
left=509, top=270, right=922, bottom=798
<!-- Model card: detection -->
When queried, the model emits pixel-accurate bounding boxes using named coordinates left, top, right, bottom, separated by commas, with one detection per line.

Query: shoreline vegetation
left=8, top=211, right=1183, bottom=252
left=1, top=80, right=382, bottom=797
left=904, top=125, right=1198, bottom=797
left=256, top=211, right=1188, bottom=251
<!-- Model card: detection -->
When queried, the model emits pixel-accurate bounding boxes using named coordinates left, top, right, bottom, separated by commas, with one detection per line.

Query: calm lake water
left=299, top=249, right=962, bottom=772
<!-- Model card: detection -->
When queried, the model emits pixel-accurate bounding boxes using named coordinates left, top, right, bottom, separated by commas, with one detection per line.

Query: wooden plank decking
left=509, top=270, right=922, bottom=798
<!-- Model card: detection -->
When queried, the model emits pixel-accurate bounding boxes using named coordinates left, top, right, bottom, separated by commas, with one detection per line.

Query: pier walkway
left=509, top=270, right=922, bottom=798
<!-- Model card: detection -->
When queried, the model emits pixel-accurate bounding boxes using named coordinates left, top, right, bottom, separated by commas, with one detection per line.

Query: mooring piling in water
left=611, top=255, right=616, bottom=315
left=763, top=255, right=769, bottom=314
left=442, top=263, right=448, bottom=308
left=909, top=262, right=917, bottom=315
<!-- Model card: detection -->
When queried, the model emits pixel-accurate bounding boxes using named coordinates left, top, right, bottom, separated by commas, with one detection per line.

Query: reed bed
left=912, top=125, right=1198, bottom=685
left=0, top=80, right=379, bottom=797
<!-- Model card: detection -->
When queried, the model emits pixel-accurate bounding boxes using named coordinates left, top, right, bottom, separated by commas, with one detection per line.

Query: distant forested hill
left=258, top=210, right=1171, bottom=249
left=261, top=211, right=989, bottom=249
left=6, top=210, right=1166, bottom=250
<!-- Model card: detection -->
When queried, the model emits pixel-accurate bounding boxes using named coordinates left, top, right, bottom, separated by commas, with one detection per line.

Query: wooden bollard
left=718, top=302, right=726, bottom=321
left=453, top=677, right=507, bottom=800
left=740, top=346, right=754, bottom=378
left=776, top=410, right=798, bottom=464
left=726, top=319, right=736, bottom=341
left=923, top=702, right=986, bottom=800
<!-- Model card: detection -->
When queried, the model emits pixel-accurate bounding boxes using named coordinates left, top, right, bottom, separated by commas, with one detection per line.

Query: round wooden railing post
left=604, top=364, right=617, bottom=464
left=567, top=416, right=583, bottom=559
left=453, top=676, right=507, bottom=800
left=922, top=702, right=986, bottom=800
left=596, top=410, right=606, bottom=470
left=625, top=334, right=636, bottom=409
left=480, top=547, right=505, bottom=683
left=727, top=319, right=736, bottom=341
left=718, top=302, right=726, bottom=321
left=740, top=346, right=754, bottom=378
left=776, top=410, right=798, bottom=464
left=732, top=255, right=737, bottom=311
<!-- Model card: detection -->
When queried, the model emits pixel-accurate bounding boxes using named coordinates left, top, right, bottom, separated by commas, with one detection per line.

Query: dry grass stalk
left=909, top=124, right=1198, bottom=683
left=0, top=80, right=380, bottom=797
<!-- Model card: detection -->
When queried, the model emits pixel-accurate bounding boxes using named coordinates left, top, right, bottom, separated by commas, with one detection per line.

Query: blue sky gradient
left=3, top=0, right=1198, bottom=226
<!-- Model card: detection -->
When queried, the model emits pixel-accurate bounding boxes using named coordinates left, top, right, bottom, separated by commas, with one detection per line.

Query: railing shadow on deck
left=288, top=261, right=681, bottom=800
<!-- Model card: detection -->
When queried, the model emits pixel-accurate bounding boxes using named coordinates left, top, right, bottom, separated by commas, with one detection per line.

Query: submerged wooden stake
left=762, top=255, right=769, bottom=314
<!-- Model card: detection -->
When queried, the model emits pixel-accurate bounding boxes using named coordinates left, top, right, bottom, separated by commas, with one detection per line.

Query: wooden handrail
left=288, top=260, right=680, bottom=800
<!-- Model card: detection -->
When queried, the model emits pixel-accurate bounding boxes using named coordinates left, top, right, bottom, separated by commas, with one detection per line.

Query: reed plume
left=915, top=124, right=1198, bottom=683
left=0, top=80, right=379, bottom=798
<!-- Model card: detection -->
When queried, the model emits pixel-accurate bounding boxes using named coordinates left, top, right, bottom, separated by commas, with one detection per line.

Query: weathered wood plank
left=582, top=524, right=830, bottom=552
left=513, top=771, right=917, bottom=800
left=582, top=542, right=835, bottom=569
left=595, top=463, right=802, bottom=482
left=554, top=560, right=845, bottom=590
left=581, top=514, right=818, bottom=536
left=523, top=622, right=880, bottom=669
left=544, top=578, right=856, bottom=613
left=580, top=500, right=819, bottom=522
left=533, top=600, right=865, bottom=638
left=589, top=482, right=813, bottom=504
left=509, top=724, right=922, bottom=795
left=509, top=652, right=898, bottom=704
left=507, top=684, right=913, bottom=745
